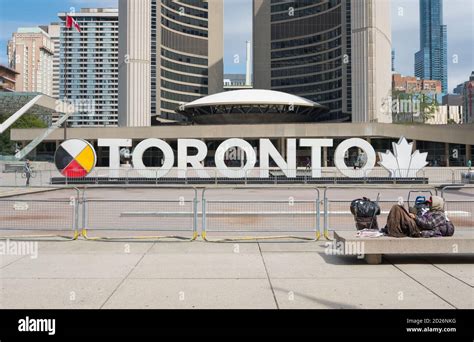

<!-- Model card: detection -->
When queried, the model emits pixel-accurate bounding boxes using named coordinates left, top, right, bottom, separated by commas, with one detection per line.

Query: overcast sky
left=0, top=0, right=472, bottom=92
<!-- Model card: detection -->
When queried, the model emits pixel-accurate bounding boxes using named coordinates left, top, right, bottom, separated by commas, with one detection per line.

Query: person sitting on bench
left=384, top=196, right=455, bottom=238
left=408, top=196, right=455, bottom=238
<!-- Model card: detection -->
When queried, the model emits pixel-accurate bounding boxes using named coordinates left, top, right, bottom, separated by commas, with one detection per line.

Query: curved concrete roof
left=182, top=89, right=324, bottom=108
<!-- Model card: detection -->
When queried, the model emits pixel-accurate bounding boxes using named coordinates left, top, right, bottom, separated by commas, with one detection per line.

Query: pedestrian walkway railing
left=0, top=185, right=472, bottom=241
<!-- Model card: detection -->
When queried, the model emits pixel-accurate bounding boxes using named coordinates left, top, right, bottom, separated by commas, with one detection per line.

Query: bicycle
left=21, top=169, right=37, bottom=179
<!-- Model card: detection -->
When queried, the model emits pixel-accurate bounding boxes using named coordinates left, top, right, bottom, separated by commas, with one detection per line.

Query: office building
left=118, top=0, right=224, bottom=127
left=442, top=94, right=462, bottom=106
left=40, top=23, right=61, bottom=98
left=58, top=8, right=119, bottom=127
left=392, top=74, right=442, bottom=95
left=414, top=0, right=448, bottom=94
left=453, top=83, right=464, bottom=95
left=461, top=71, right=474, bottom=124
left=223, top=74, right=251, bottom=90
left=0, top=65, right=19, bottom=92
left=7, top=27, right=54, bottom=96
left=253, top=0, right=392, bottom=123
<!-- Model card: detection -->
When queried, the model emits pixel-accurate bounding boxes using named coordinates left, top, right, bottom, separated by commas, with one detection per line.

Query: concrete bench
left=333, top=230, right=474, bottom=264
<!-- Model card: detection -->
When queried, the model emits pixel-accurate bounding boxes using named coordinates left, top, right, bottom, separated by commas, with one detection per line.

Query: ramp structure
left=0, top=92, right=75, bottom=160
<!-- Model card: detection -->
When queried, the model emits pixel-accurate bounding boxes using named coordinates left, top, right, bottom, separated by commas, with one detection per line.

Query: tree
left=418, top=93, right=438, bottom=123
left=392, top=90, right=439, bottom=124
left=0, top=114, right=47, bottom=155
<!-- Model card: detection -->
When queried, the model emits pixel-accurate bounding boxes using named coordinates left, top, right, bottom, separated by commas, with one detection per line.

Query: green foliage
left=447, top=118, right=457, bottom=125
left=392, top=90, right=439, bottom=123
left=0, top=114, right=47, bottom=155
left=418, top=93, right=439, bottom=123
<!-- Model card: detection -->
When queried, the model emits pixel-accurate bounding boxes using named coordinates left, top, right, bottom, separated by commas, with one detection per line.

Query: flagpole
left=62, top=12, right=69, bottom=140
left=64, top=11, right=68, bottom=140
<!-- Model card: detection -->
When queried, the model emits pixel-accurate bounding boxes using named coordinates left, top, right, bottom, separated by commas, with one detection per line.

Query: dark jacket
left=415, top=210, right=455, bottom=237
left=415, top=196, right=455, bottom=237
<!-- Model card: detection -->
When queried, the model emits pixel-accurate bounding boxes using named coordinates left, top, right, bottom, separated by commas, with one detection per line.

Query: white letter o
left=334, top=138, right=376, bottom=178
left=215, top=138, right=256, bottom=178
left=132, top=138, right=174, bottom=178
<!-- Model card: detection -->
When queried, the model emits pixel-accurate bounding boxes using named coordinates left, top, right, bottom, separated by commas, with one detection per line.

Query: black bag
left=350, top=197, right=381, bottom=218
left=354, top=216, right=379, bottom=230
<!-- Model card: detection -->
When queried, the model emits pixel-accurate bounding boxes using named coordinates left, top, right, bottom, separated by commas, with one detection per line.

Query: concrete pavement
left=0, top=240, right=472, bottom=309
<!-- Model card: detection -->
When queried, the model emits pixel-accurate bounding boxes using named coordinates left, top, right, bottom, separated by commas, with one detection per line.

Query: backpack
left=350, top=197, right=381, bottom=218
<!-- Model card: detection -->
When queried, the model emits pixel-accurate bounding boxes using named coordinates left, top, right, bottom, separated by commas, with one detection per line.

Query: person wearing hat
left=408, top=196, right=455, bottom=237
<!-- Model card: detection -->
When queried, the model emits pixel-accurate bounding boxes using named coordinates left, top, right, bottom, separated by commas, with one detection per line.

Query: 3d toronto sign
left=54, top=137, right=428, bottom=179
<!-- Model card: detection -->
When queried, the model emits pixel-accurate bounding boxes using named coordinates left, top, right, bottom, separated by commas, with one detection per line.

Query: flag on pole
left=66, top=15, right=81, bottom=33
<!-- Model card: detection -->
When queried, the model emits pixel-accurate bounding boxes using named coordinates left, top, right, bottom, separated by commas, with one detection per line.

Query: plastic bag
left=350, top=197, right=381, bottom=218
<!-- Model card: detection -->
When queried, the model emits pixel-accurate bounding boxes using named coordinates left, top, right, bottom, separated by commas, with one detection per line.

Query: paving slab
left=257, top=241, right=324, bottom=252
left=433, top=263, right=474, bottom=287
left=0, top=255, right=26, bottom=268
left=384, top=254, right=474, bottom=286
left=271, top=278, right=454, bottom=309
left=147, top=241, right=261, bottom=254
left=0, top=237, right=471, bottom=309
left=129, top=253, right=268, bottom=279
left=384, top=257, right=474, bottom=309
left=102, top=278, right=276, bottom=309
left=36, top=240, right=154, bottom=254
left=262, top=252, right=403, bottom=279
left=0, top=253, right=144, bottom=279
left=0, top=278, right=121, bottom=309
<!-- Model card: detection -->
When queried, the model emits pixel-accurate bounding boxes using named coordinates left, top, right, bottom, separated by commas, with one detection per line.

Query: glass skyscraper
left=415, top=0, right=448, bottom=94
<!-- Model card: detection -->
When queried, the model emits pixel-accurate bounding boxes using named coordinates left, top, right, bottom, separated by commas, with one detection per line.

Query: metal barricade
left=324, top=199, right=395, bottom=232
left=322, top=185, right=437, bottom=239
left=440, top=185, right=474, bottom=229
left=80, top=187, right=198, bottom=241
left=201, top=187, right=321, bottom=241
left=0, top=198, right=78, bottom=239
left=10, top=167, right=472, bottom=187
left=444, top=200, right=474, bottom=229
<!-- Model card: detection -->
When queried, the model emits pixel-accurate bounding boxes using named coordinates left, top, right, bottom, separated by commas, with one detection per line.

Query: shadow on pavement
left=272, top=286, right=360, bottom=309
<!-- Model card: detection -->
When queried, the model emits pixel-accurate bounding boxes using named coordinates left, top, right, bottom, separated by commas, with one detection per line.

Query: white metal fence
left=0, top=185, right=471, bottom=241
